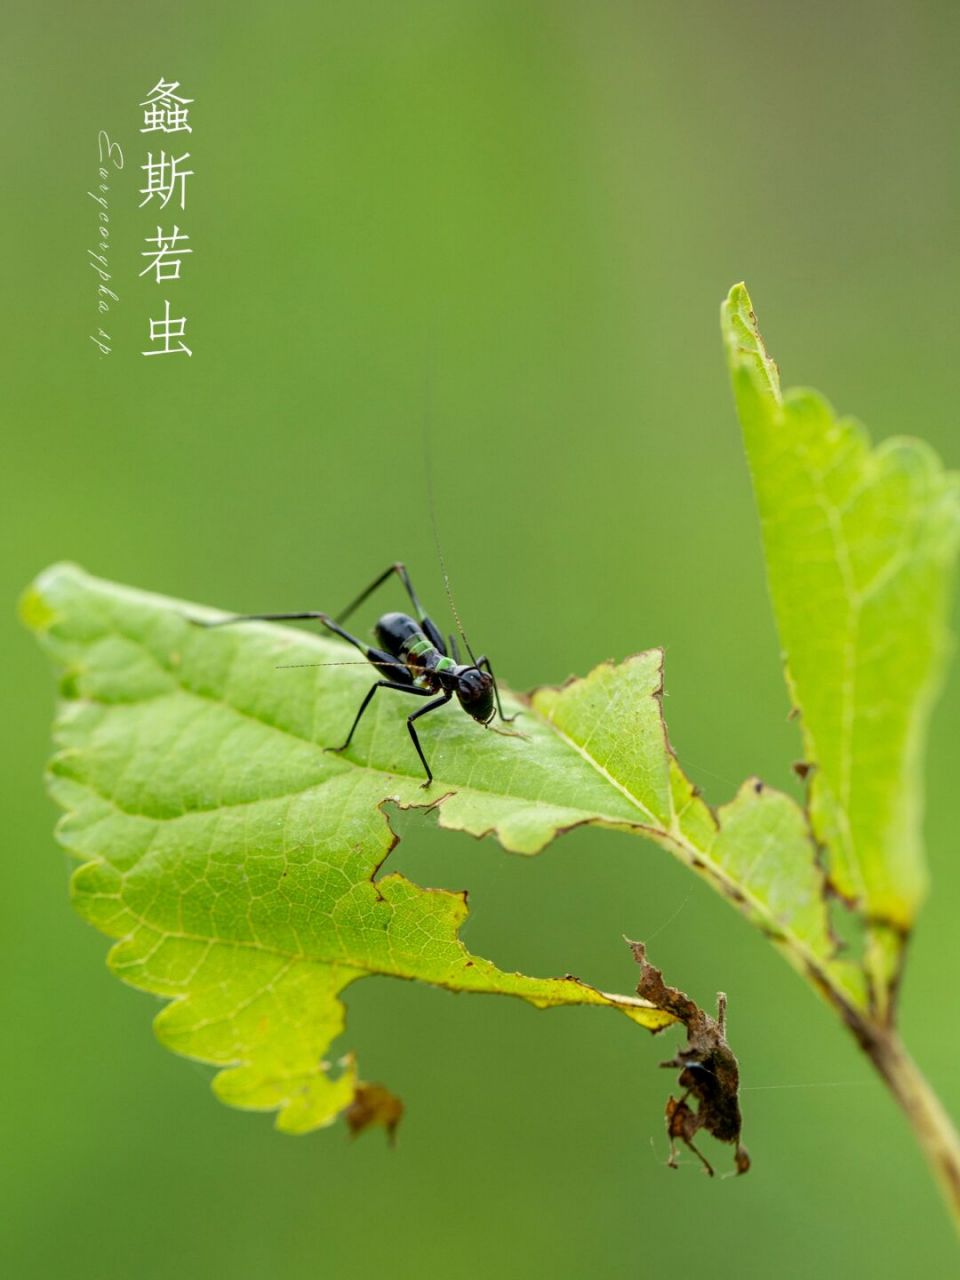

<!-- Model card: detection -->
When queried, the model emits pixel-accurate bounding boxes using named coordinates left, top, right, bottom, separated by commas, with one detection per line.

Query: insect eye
left=459, top=670, right=490, bottom=702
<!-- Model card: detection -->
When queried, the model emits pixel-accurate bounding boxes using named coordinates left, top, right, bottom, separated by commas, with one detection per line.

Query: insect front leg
left=475, top=655, right=519, bottom=723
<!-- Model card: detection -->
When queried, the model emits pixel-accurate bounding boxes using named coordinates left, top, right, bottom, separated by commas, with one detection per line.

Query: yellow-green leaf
left=25, top=564, right=679, bottom=1134
left=723, top=282, right=960, bottom=1004
left=24, top=561, right=871, bottom=1134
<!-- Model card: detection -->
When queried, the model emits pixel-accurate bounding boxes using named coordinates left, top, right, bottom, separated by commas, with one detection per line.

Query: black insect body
left=197, top=562, right=517, bottom=785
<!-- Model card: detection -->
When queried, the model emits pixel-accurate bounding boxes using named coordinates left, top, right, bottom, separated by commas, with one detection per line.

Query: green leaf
left=530, top=663, right=864, bottom=1011
left=723, top=283, right=960, bottom=1002
left=24, top=564, right=679, bottom=1134
left=24, top=560, right=866, bottom=1132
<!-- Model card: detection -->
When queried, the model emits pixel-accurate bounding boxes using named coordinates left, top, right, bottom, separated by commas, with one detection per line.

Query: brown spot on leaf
left=629, top=940, right=749, bottom=1178
left=792, top=760, right=812, bottom=780
left=345, top=1082, right=405, bottom=1145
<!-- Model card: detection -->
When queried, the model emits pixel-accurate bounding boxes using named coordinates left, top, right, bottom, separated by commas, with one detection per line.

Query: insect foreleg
left=475, top=654, right=519, bottom=724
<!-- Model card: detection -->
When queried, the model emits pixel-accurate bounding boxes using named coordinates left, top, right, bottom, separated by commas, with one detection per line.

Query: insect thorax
left=403, top=636, right=456, bottom=687
left=374, top=612, right=455, bottom=688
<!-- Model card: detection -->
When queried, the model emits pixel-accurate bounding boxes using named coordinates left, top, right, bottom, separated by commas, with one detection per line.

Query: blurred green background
left=4, top=1, right=960, bottom=1275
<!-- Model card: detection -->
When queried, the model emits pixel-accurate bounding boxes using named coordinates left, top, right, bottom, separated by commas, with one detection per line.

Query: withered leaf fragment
left=345, top=1082, right=405, bottom=1145
left=630, top=940, right=750, bottom=1177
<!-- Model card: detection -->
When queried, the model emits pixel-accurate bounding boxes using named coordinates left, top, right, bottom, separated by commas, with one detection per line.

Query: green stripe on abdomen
left=405, top=637, right=434, bottom=659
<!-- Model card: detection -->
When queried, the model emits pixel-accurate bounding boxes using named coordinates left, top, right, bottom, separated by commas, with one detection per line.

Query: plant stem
left=860, top=1025, right=960, bottom=1233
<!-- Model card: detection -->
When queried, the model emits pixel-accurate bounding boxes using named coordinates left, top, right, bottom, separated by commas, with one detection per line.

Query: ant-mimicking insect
left=195, top=562, right=520, bottom=786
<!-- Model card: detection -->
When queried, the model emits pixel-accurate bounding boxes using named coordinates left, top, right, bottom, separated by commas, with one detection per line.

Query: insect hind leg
left=320, top=615, right=409, bottom=682
left=335, top=563, right=448, bottom=655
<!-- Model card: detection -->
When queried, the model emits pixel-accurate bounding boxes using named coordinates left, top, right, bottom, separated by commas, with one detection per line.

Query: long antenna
left=423, top=349, right=479, bottom=667
left=275, top=660, right=407, bottom=671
